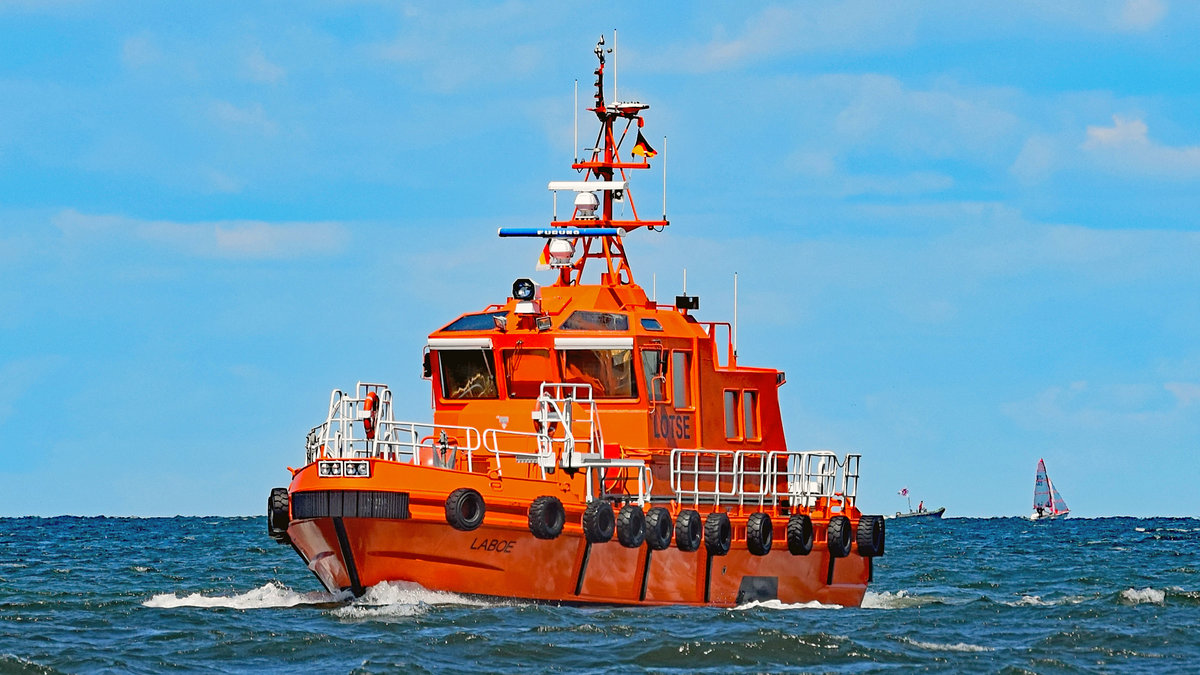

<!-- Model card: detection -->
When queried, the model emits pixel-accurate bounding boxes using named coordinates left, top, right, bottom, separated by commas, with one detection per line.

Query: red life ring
left=362, top=391, right=380, bottom=440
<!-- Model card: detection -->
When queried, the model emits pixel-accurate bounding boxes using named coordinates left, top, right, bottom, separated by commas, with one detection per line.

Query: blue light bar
left=497, top=227, right=622, bottom=238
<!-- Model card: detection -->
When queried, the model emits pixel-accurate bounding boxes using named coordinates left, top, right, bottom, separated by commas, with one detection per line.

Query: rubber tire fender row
left=582, top=500, right=615, bottom=543
left=616, top=505, right=646, bottom=548
left=528, top=496, right=566, bottom=540
left=267, top=487, right=290, bottom=544
left=675, top=509, right=702, bottom=552
left=856, top=514, right=885, bottom=556
left=704, top=512, right=732, bottom=556
left=746, top=512, right=773, bottom=556
left=445, top=487, right=486, bottom=531
left=644, top=507, right=673, bottom=551
left=826, top=514, right=852, bottom=558
left=786, top=514, right=814, bottom=555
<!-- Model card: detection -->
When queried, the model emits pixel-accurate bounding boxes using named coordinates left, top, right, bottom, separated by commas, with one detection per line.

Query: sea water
left=0, top=516, right=1197, bottom=673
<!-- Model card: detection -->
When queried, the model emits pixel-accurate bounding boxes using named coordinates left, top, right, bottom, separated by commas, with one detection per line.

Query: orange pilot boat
left=267, top=36, right=885, bottom=607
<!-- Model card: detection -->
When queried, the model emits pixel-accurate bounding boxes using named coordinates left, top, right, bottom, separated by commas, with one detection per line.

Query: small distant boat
left=1029, top=458, right=1069, bottom=520
left=890, top=488, right=945, bottom=519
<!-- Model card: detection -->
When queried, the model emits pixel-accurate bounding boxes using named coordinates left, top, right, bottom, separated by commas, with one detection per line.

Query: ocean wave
left=1001, top=594, right=1086, bottom=607
left=734, top=599, right=843, bottom=611
left=143, top=581, right=347, bottom=609
left=1119, top=587, right=1165, bottom=605
left=331, top=581, right=498, bottom=620
left=861, top=590, right=941, bottom=609
left=0, top=653, right=62, bottom=674
left=898, top=637, right=993, bottom=652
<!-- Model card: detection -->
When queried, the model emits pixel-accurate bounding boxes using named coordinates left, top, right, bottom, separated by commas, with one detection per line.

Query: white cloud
left=121, top=34, right=160, bottom=69
left=203, top=168, right=243, bottom=194
left=1113, top=0, right=1167, bottom=31
left=1010, top=134, right=1061, bottom=183
left=244, top=47, right=285, bottom=84
left=1164, top=382, right=1200, bottom=407
left=1004, top=378, right=1193, bottom=433
left=1082, top=115, right=1200, bottom=178
left=210, top=100, right=278, bottom=137
left=52, top=209, right=345, bottom=259
left=0, top=356, right=65, bottom=424
left=658, top=3, right=918, bottom=71
left=839, top=171, right=954, bottom=197
left=833, top=75, right=1020, bottom=159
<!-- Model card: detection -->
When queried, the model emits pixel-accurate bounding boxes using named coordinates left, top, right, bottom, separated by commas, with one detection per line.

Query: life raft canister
left=362, top=391, right=380, bottom=440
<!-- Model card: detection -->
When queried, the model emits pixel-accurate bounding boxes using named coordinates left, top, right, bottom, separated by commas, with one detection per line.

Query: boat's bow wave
left=332, top=581, right=507, bottom=620
left=143, top=581, right=350, bottom=609
left=861, top=589, right=944, bottom=609
left=142, top=580, right=502, bottom=613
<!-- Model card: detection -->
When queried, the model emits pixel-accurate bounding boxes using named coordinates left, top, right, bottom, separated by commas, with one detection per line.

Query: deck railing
left=669, top=448, right=860, bottom=509
left=307, top=384, right=856, bottom=512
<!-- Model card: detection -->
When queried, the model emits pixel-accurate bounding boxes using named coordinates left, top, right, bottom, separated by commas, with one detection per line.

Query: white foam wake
left=734, top=599, right=843, bottom=611
left=332, top=580, right=498, bottom=620
left=1119, top=587, right=1165, bottom=605
left=862, top=589, right=940, bottom=609
left=1002, top=594, right=1086, bottom=607
left=143, top=581, right=347, bottom=609
left=899, top=637, right=994, bottom=653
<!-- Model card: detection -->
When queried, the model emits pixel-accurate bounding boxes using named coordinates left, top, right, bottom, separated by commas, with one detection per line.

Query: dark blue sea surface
left=0, top=516, right=1197, bottom=673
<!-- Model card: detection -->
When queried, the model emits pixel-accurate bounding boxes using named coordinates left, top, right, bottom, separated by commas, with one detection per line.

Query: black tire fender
left=582, top=500, right=615, bottom=543
left=644, top=507, right=673, bottom=551
left=746, top=512, right=772, bottom=556
left=616, top=505, right=646, bottom=548
left=704, top=512, right=732, bottom=556
left=787, top=514, right=814, bottom=556
left=675, top=509, right=702, bottom=552
left=856, top=515, right=885, bottom=557
left=445, top=487, right=486, bottom=531
left=267, top=487, right=290, bottom=544
left=827, top=515, right=852, bottom=558
left=528, top=496, right=565, bottom=540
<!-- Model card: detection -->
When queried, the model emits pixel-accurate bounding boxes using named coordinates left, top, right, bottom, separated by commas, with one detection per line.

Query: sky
left=2, top=1, right=1198, bottom=518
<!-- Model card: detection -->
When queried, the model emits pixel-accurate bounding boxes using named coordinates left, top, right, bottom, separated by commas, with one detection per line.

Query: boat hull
left=282, top=460, right=872, bottom=607
left=1029, top=512, right=1068, bottom=521
left=890, top=507, right=945, bottom=519
left=287, top=514, right=870, bottom=607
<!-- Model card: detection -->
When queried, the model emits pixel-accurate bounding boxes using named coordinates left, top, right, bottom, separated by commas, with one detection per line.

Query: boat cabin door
left=643, top=346, right=696, bottom=448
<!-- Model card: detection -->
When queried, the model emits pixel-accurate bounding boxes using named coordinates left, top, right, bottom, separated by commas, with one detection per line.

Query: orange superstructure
left=267, top=35, right=885, bottom=607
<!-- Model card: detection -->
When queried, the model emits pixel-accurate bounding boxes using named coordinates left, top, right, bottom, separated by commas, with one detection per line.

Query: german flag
left=632, top=131, right=657, bottom=158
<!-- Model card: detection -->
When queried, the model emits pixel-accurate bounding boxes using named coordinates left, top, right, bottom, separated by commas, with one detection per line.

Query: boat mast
left=556, top=34, right=669, bottom=288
